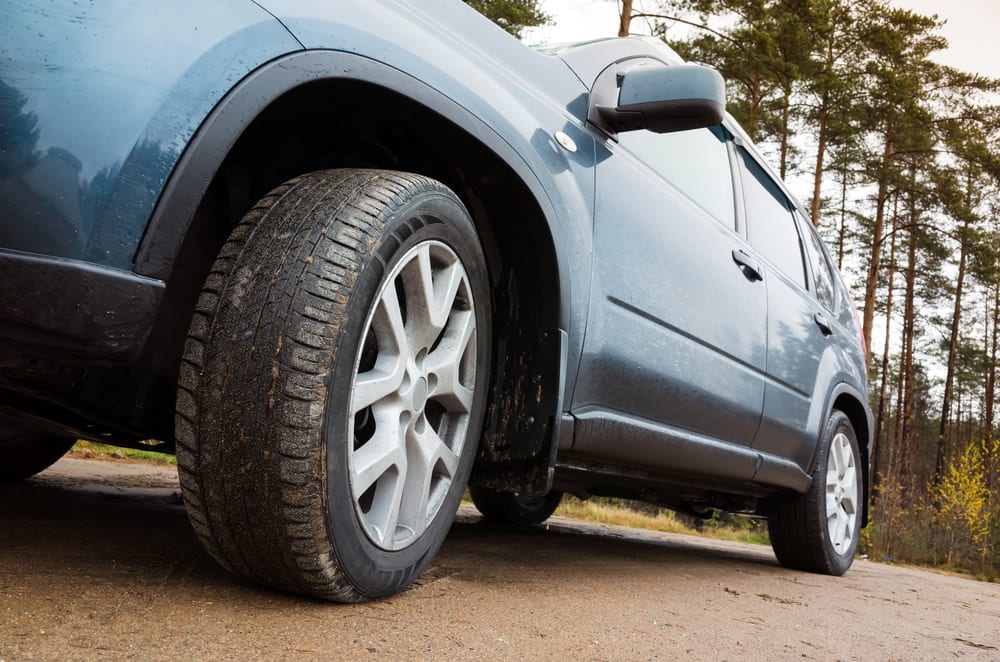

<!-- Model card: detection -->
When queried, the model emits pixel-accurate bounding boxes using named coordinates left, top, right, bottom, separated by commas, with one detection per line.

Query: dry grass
left=458, top=491, right=771, bottom=546
left=554, top=496, right=770, bottom=545
left=553, top=496, right=694, bottom=534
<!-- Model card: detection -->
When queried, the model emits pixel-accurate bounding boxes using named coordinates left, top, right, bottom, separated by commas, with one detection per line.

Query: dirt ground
left=1, top=457, right=998, bottom=661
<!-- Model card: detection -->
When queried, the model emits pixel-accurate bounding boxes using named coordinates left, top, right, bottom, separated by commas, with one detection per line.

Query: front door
left=570, top=122, right=768, bottom=468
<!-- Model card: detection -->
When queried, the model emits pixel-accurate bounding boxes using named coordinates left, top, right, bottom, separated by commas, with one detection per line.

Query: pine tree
left=463, top=0, right=549, bottom=39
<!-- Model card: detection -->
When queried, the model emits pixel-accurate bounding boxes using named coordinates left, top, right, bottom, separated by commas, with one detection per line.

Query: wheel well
left=833, top=393, right=871, bottom=526
left=154, top=79, right=562, bottom=476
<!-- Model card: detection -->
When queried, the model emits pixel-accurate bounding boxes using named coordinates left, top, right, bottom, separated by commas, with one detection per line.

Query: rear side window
left=801, top=218, right=836, bottom=311
left=737, top=148, right=806, bottom=288
left=618, top=125, right=736, bottom=230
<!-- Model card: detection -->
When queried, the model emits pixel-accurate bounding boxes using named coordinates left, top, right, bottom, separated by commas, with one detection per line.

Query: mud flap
left=471, top=328, right=566, bottom=497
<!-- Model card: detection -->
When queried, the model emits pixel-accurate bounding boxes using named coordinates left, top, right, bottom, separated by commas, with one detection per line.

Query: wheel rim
left=825, top=431, right=859, bottom=556
left=348, top=240, right=477, bottom=551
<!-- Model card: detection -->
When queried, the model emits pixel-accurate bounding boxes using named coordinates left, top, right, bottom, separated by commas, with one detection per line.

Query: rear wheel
left=470, top=486, right=563, bottom=525
left=0, top=417, right=75, bottom=483
left=768, top=410, right=862, bottom=576
left=176, top=169, right=491, bottom=601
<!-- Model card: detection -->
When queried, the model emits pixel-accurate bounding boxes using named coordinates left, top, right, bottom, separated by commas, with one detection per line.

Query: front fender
left=0, top=1, right=301, bottom=268
left=134, top=48, right=595, bottom=393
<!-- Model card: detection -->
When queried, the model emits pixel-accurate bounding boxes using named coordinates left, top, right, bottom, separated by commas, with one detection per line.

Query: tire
left=768, top=410, right=862, bottom=576
left=470, top=486, right=563, bottom=525
left=0, top=417, right=76, bottom=483
left=176, top=169, right=491, bottom=601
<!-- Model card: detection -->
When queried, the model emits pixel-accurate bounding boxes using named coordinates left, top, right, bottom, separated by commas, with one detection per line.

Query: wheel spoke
left=351, top=426, right=404, bottom=496
left=396, top=424, right=434, bottom=538
left=828, top=507, right=847, bottom=548
left=826, top=492, right=839, bottom=518
left=400, top=421, right=462, bottom=538
left=430, top=428, right=461, bottom=479
left=401, top=246, right=441, bottom=350
left=400, top=245, right=468, bottom=352
left=430, top=261, right=464, bottom=330
left=372, top=283, right=409, bottom=358
left=826, top=464, right=841, bottom=491
left=352, top=367, right=401, bottom=413
left=427, top=309, right=476, bottom=413
left=365, top=471, right=405, bottom=549
left=840, top=471, right=858, bottom=513
left=830, top=433, right=853, bottom=479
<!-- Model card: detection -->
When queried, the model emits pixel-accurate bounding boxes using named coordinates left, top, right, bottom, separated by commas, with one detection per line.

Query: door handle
left=814, top=312, right=833, bottom=336
left=731, top=249, right=763, bottom=282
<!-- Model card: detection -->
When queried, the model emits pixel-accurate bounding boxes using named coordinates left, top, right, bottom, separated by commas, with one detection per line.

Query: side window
left=801, top=217, right=836, bottom=311
left=618, top=125, right=736, bottom=230
left=737, top=148, right=806, bottom=288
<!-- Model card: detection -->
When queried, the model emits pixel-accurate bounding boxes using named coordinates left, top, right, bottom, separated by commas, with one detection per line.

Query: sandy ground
left=1, top=457, right=998, bottom=661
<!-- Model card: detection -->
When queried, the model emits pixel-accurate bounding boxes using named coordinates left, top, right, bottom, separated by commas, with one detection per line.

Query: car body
left=1, top=0, right=872, bottom=598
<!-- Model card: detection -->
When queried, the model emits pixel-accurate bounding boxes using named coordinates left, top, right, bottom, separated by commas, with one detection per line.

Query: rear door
left=733, top=146, right=831, bottom=468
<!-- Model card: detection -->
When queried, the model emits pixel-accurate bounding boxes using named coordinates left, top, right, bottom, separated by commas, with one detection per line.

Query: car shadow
left=0, top=459, right=780, bottom=607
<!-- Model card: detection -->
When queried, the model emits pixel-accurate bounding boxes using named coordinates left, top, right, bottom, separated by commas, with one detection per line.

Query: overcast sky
left=524, top=0, right=1000, bottom=79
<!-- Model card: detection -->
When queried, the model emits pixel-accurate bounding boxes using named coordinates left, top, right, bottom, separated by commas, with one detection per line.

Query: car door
left=733, top=146, right=830, bottom=468
left=570, top=119, right=768, bottom=472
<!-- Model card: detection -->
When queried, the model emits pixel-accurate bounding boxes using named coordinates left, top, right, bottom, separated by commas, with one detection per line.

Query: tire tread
left=176, top=169, right=476, bottom=601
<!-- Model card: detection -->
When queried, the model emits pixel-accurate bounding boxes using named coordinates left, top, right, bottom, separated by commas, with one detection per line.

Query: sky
left=524, top=0, right=1000, bottom=79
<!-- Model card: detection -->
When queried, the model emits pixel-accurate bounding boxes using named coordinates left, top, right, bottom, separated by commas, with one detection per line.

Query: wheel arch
left=136, top=50, right=572, bottom=491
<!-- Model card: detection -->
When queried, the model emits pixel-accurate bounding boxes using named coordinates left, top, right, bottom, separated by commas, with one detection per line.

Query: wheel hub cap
left=825, top=431, right=859, bottom=556
left=347, top=240, right=477, bottom=551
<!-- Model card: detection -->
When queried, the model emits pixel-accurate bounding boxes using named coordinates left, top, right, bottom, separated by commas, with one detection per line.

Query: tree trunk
left=810, top=100, right=829, bottom=227
left=779, top=91, right=791, bottom=180
left=746, top=75, right=761, bottom=142
left=985, top=283, right=999, bottom=435
left=619, top=0, right=633, bottom=36
left=987, top=283, right=1000, bottom=498
left=872, top=196, right=898, bottom=495
left=862, top=126, right=893, bottom=359
left=837, top=171, right=848, bottom=269
left=935, top=225, right=969, bottom=484
left=983, top=283, right=1000, bottom=449
left=893, top=217, right=918, bottom=489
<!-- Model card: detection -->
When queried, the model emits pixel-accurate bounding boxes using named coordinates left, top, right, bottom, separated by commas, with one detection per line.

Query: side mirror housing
left=590, top=63, right=726, bottom=134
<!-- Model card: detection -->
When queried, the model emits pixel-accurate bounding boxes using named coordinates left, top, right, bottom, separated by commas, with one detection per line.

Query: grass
left=553, top=496, right=771, bottom=545
left=461, top=491, right=770, bottom=546
left=71, top=440, right=177, bottom=465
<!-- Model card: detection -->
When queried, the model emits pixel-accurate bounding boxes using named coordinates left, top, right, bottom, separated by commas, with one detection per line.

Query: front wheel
left=768, top=410, right=862, bottom=576
left=176, top=169, right=492, bottom=601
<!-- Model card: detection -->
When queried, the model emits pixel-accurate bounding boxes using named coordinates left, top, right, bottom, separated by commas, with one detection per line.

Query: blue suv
left=1, top=1, right=872, bottom=601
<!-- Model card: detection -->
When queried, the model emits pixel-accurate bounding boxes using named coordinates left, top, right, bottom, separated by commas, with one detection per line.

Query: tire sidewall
left=321, top=184, right=491, bottom=597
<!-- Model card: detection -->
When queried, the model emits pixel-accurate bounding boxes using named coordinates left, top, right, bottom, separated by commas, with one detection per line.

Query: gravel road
left=2, top=457, right=998, bottom=661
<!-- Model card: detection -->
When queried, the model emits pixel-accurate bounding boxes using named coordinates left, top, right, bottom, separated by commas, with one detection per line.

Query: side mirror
left=590, top=63, right=726, bottom=134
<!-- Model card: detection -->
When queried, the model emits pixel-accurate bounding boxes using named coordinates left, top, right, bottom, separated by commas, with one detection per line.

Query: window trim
left=611, top=123, right=740, bottom=234
left=733, top=145, right=808, bottom=291
left=797, top=212, right=841, bottom=314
